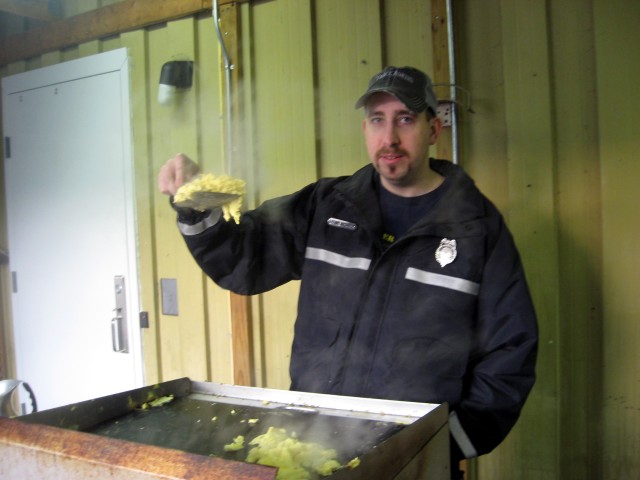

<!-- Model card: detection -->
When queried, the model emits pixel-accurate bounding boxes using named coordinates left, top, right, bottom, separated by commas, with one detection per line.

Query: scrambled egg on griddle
left=244, top=427, right=344, bottom=479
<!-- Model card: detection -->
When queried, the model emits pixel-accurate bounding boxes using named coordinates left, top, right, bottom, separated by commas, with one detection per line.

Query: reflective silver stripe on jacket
left=449, top=411, right=478, bottom=458
left=405, top=267, right=480, bottom=295
left=305, top=247, right=371, bottom=270
left=178, top=209, right=222, bottom=236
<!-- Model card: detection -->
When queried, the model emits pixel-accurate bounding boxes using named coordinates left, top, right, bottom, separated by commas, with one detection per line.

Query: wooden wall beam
left=431, top=0, right=455, bottom=162
left=220, top=2, right=255, bottom=387
left=0, top=0, right=248, bottom=66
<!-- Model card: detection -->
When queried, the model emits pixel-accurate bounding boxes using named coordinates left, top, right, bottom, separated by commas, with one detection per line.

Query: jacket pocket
left=388, top=336, right=468, bottom=403
left=290, top=317, right=342, bottom=393
left=294, top=316, right=341, bottom=349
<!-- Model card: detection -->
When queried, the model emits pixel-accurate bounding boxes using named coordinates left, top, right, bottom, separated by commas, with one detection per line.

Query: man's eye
left=369, top=117, right=383, bottom=124
left=398, top=115, right=415, bottom=125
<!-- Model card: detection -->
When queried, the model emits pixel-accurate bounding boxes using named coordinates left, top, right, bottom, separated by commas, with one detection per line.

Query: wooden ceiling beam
left=0, top=0, right=59, bottom=22
left=0, top=0, right=248, bottom=66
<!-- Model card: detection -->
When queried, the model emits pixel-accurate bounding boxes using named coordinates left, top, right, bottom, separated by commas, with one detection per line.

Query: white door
left=2, top=49, right=143, bottom=411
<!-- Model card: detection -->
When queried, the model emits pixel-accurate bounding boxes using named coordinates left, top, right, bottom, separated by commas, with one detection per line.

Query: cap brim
left=355, top=88, right=425, bottom=113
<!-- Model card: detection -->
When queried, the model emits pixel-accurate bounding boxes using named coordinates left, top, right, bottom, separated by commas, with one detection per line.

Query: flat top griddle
left=87, top=395, right=403, bottom=468
left=16, top=378, right=448, bottom=480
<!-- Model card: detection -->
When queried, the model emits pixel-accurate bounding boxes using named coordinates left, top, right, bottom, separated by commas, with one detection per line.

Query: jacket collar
left=425, top=158, right=486, bottom=225
left=334, top=159, right=485, bottom=227
left=333, top=164, right=383, bottom=234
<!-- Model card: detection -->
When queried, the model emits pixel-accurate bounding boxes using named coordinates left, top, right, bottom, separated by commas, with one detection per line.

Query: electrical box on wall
left=437, top=101, right=454, bottom=127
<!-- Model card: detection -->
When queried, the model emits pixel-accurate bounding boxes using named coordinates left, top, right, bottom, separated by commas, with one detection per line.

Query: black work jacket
left=180, top=159, right=538, bottom=459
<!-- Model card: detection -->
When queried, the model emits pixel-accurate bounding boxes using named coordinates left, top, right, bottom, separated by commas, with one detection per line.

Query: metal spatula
left=173, top=191, right=240, bottom=210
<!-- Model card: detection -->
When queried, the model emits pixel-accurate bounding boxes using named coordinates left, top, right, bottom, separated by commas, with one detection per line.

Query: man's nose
left=382, top=124, right=399, bottom=147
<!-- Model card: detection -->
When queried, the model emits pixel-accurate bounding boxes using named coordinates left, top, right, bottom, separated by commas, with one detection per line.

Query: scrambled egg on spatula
left=174, top=173, right=246, bottom=224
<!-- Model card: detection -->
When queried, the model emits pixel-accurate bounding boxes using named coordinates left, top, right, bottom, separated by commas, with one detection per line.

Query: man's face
left=362, top=92, right=440, bottom=194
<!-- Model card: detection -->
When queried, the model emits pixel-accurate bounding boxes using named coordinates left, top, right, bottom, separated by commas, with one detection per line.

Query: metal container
left=0, top=378, right=449, bottom=479
left=0, top=379, right=37, bottom=417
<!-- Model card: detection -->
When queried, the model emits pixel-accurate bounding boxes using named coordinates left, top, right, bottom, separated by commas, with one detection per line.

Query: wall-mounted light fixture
left=158, top=60, right=194, bottom=106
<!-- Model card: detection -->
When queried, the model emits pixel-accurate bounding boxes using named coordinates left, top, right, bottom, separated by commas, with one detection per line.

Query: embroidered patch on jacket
left=435, top=238, right=457, bottom=267
left=382, top=232, right=395, bottom=245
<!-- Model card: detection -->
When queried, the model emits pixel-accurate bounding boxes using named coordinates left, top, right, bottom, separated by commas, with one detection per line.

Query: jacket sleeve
left=450, top=213, right=538, bottom=460
left=177, top=183, right=319, bottom=295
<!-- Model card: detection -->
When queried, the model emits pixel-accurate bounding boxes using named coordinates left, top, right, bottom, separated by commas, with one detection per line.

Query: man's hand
left=158, top=153, right=201, bottom=196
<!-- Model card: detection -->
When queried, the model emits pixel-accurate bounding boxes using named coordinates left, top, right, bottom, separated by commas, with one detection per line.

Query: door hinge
left=4, top=137, right=10, bottom=159
left=139, top=311, right=149, bottom=329
left=11, top=271, right=17, bottom=293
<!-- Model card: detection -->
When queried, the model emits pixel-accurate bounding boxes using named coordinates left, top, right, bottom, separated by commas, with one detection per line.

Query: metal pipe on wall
left=213, top=0, right=234, bottom=174
left=446, top=0, right=458, bottom=165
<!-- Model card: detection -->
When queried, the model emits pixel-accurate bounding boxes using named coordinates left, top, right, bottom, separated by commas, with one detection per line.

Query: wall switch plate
left=160, top=278, right=179, bottom=316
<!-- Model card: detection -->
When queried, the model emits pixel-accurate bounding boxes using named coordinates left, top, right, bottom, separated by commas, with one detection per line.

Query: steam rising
left=89, top=395, right=404, bottom=477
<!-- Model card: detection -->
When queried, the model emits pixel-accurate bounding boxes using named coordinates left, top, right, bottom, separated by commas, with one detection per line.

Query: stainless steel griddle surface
left=14, top=379, right=448, bottom=480
left=87, top=395, right=404, bottom=465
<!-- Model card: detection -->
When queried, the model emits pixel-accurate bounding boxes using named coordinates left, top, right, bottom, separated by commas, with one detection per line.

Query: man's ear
left=429, top=116, right=443, bottom=145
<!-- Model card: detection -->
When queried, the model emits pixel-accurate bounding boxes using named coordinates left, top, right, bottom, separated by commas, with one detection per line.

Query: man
left=158, top=66, right=538, bottom=478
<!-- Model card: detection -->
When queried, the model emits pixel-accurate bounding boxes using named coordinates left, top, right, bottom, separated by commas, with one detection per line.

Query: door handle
left=111, top=315, right=126, bottom=353
left=111, top=275, right=129, bottom=353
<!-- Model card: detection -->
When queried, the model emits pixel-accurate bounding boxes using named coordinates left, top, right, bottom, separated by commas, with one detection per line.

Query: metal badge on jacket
left=435, top=238, right=457, bottom=267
